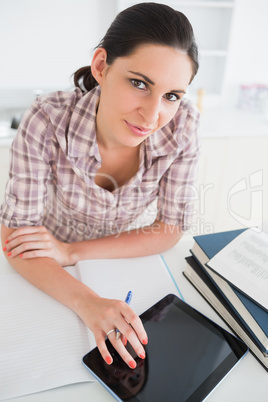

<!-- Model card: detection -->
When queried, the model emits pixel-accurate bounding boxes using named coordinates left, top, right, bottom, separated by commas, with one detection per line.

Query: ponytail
left=73, top=65, right=98, bottom=92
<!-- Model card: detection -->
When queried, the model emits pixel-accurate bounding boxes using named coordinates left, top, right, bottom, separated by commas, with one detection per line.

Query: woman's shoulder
left=166, top=96, right=200, bottom=139
left=34, top=86, right=101, bottom=126
left=35, top=87, right=84, bottom=115
left=17, top=88, right=83, bottom=130
left=16, top=87, right=100, bottom=146
left=176, top=96, right=200, bottom=123
left=146, top=97, right=200, bottom=159
left=23, top=86, right=100, bottom=123
left=149, top=96, right=200, bottom=155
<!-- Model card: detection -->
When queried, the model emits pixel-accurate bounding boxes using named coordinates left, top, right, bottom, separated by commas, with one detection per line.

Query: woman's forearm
left=68, top=221, right=183, bottom=264
left=1, top=226, right=98, bottom=315
left=2, top=221, right=182, bottom=268
left=1, top=225, right=148, bottom=368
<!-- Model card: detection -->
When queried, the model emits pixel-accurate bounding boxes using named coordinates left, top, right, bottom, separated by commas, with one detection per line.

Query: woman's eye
left=131, top=79, right=147, bottom=90
left=165, top=93, right=180, bottom=102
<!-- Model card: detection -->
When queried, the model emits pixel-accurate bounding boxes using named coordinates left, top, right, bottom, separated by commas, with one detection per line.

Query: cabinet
left=174, top=1, right=235, bottom=99
left=117, top=0, right=235, bottom=102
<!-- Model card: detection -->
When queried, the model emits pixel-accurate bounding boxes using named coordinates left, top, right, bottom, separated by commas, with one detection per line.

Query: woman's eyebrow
left=128, top=71, right=155, bottom=85
left=172, top=89, right=186, bottom=95
left=128, top=70, right=186, bottom=94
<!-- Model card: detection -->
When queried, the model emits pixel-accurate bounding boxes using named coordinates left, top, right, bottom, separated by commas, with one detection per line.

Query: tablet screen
left=82, top=294, right=248, bottom=401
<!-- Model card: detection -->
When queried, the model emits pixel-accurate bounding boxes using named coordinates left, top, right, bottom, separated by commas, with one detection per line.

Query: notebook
left=0, top=255, right=181, bottom=401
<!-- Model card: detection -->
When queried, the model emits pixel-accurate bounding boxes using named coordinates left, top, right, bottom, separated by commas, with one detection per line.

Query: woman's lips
left=125, top=121, right=151, bottom=137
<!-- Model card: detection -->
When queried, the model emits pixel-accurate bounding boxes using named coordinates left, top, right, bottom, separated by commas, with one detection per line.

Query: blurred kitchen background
left=0, top=0, right=267, bottom=235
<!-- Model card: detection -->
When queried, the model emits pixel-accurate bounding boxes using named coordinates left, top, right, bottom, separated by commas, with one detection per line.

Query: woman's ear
left=91, top=48, right=108, bottom=86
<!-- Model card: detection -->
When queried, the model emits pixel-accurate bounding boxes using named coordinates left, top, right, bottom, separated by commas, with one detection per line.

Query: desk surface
left=2, top=237, right=267, bottom=402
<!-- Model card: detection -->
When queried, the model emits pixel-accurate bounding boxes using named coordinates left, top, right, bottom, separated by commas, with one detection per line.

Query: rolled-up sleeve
left=156, top=105, right=200, bottom=231
left=0, top=103, right=51, bottom=228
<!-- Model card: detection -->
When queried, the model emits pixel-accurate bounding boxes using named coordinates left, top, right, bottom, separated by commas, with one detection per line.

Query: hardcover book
left=184, top=256, right=268, bottom=372
left=191, top=229, right=268, bottom=354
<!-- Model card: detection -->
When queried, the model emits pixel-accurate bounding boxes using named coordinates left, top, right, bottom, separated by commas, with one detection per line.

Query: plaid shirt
left=0, top=86, right=200, bottom=242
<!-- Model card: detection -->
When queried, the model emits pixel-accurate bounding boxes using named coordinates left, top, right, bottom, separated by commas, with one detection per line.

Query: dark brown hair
left=73, top=2, right=199, bottom=92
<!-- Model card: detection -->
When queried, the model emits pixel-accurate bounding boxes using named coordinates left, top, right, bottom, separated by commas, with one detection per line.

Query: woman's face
left=94, top=44, right=193, bottom=149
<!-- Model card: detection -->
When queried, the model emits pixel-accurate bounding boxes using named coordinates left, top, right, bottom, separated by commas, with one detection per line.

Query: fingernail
left=7, top=252, right=11, bottom=257
left=142, top=338, right=148, bottom=345
left=123, top=337, right=127, bottom=346
left=2, top=246, right=6, bottom=252
left=139, top=352, right=146, bottom=359
left=19, top=254, right=23, bottom=258
left=129, top=360, right=136, bottom=369
left=5, top=239, right=9, bottom=244
left=105, top=356, right=112, bottom=365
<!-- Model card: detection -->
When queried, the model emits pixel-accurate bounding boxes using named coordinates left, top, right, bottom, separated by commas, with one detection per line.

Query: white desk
left=2, top=237, right=267, bottom=402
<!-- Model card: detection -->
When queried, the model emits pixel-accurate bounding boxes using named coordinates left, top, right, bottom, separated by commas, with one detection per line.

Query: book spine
left=183, top=269, right=268, bottom=372
left=191, top=252, right=268, bottom=353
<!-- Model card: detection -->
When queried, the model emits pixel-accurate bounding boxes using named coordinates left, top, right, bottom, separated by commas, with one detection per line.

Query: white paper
left=0, top=274, right=94, bottom=401
left=77, top=255, right=181, bottom=316
left=0, top=255, right=180, bottom=400
left=207, top=228, right=268, bottom=311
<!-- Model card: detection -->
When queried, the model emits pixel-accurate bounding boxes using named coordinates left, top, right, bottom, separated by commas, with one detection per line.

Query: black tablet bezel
left=82, top=294, right=248, bottom=401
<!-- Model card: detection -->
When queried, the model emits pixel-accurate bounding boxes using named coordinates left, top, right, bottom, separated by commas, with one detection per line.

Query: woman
left=0, top=3, right=200, bottom=368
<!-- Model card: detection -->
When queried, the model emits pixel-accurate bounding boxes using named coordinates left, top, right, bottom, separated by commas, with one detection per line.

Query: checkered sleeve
left=0, top=102, right=51, bottom=228
left=156, top=104, right=200, bottom=231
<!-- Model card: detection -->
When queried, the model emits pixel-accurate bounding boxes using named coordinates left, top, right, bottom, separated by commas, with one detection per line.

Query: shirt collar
left=67, top=86, right=101, bottom=161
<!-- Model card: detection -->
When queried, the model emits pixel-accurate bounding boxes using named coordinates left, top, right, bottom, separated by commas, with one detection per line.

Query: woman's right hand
left=2, top=225, right=148, bottom=367
left=76, top=293, right=148, bottom=368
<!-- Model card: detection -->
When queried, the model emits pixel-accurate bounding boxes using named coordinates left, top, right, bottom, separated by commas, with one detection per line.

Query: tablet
left=82, top=294, right=248, bottom=401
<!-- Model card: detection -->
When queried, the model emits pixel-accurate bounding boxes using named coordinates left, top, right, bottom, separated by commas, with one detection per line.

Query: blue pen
left=125, top=290, right=132, bottom=305
left=116, top=291, right=132, bottom=340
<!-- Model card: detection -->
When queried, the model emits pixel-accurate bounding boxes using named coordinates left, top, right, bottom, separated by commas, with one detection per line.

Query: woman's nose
left=138, top=96, right=160, bottom=126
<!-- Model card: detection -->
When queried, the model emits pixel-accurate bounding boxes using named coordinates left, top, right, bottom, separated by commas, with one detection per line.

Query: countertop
left=200, top=107, right=268, bottom=138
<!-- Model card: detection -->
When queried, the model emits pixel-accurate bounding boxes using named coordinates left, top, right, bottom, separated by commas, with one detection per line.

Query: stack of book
left=184, top=228, right=268, bottom=371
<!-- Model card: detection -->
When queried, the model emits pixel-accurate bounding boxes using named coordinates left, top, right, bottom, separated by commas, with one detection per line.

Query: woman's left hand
left=3, top=226, right=71, bottom=266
